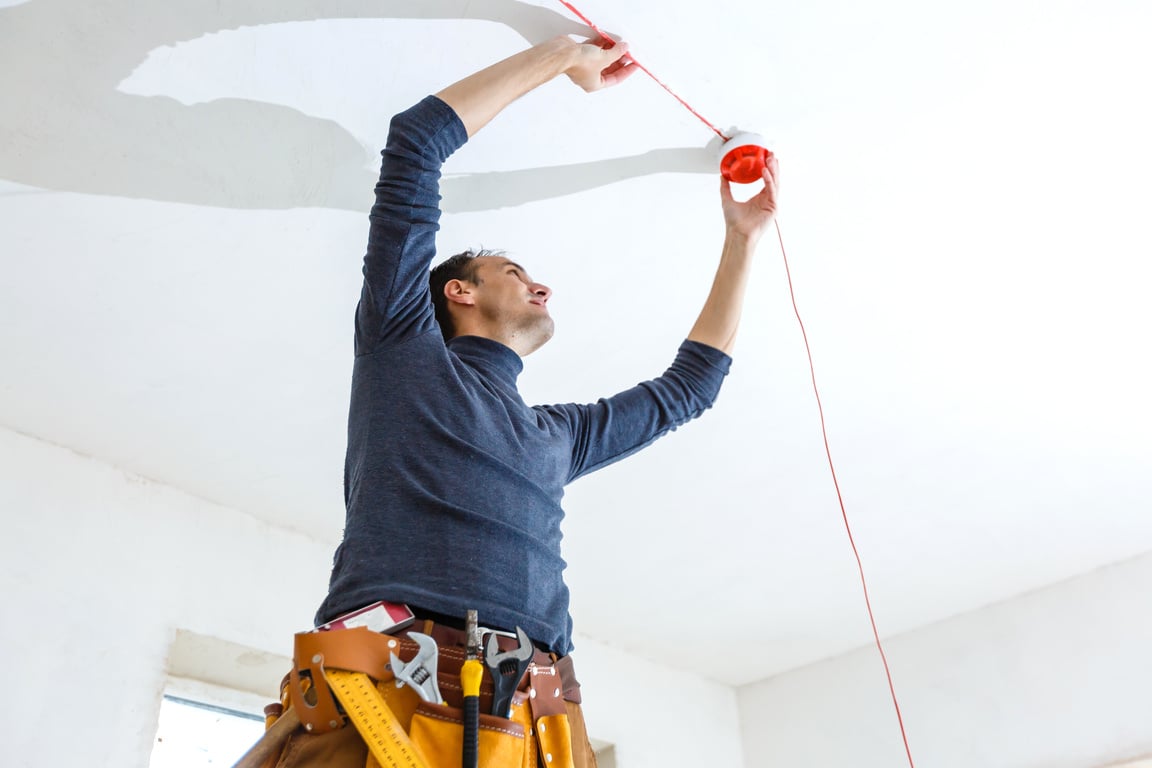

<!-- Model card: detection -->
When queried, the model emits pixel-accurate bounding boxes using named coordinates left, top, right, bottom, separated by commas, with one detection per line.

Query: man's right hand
left=721, top=158, right=781, bottom=244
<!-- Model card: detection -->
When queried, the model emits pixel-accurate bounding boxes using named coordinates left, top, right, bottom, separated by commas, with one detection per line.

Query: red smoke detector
left=720, top=132, right=772, bottom=184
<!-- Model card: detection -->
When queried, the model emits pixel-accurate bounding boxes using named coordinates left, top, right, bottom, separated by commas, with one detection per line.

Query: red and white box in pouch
left=316, top=601, right=415, bottom=634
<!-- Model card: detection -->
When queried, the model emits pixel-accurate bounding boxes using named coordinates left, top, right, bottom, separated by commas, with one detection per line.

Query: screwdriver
left=461, top=610, right=482, bottom=768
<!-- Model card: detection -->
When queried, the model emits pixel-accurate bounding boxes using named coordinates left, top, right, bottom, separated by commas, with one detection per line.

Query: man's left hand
left=563, top=36, right=636, bottom=92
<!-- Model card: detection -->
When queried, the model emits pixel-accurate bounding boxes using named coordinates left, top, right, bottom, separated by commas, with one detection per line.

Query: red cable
left=557, top=1, right=729, bottom=140
left=774, top=220, right=916, bottom=767
left=555, top=3, right=914, bottom=760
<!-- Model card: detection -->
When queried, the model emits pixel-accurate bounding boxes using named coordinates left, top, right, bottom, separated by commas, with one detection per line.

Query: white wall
left=10, top=420, right=1152, bottom=768
left=738, top=549, right=1152, bottom=768
left=0, top=426, right=741, bottom=768
left=575, top=636, right=744, bottom=767
left=0, top=426, right=329, bottom=768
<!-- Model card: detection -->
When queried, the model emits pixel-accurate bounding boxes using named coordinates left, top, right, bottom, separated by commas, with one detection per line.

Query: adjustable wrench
left=390, top=632, right=443, bottom=705
left=483, top=626, right=534, bottom=718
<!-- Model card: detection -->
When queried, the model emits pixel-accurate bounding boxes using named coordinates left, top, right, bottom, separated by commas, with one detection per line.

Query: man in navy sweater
left=310, top=33, right=779, bottom=767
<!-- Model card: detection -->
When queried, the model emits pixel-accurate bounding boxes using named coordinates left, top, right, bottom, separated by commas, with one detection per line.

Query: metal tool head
left=390, top=632, right=443, bottom=704
left=484, top=626, right=534, bottom=666
left=483, top=626, right=534, bottom=718
left=465, top=610, right=481, bottom=660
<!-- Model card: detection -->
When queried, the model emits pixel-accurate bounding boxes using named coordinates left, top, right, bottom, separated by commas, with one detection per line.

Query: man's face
left=469, top=256, right=554, bottom=350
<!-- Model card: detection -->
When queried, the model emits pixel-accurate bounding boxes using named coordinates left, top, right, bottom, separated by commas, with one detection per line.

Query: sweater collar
left=447, top=335, right=524, bottom=386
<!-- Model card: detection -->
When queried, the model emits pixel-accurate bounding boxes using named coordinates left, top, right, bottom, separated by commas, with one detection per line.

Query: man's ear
left=444, top=279, right=476, bottom=306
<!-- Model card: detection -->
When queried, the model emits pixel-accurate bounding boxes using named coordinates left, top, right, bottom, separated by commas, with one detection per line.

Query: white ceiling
left=2, top=0, right=1150, bottom=687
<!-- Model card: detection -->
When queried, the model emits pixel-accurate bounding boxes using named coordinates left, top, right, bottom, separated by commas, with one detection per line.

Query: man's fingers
left=598, top=40, right=630, bottom=68
left=593, top=40, right=633, bottom=89
left=569, top=36, right=634, bottom=90
left=604, top=38, right=629, bottom=56
left=601, top=59, right=637, bottom=87
left=578, top=33, right=625, bottom=54
left=761, top=168, right=775, bottom=199
left=760, top=157, right=780, bottom=203
left=602, top=57, right=629, bottom=76
left=589, top=31, right=623, bottom=49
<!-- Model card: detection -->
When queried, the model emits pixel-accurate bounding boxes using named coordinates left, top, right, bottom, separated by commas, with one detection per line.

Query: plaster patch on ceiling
left=0, top=1, right=715, bottom=213
left=115, top=20, right=506, bottom=154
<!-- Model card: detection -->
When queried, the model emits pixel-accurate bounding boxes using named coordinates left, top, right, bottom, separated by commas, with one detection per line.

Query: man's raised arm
left=357, top=35, right=633, bottom=353
left=687, top=159, right=781, bottom=354
left=436, top=35, right=634, bottom=138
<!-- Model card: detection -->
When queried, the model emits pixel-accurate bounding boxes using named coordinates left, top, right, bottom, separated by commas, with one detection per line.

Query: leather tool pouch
left=289, top=628, right=397, bottom=734
left=261, top=629, right=589, bottom=768
left=407, top=701, right=530, bottom=768
left=527, top=663, right=576, bottom=768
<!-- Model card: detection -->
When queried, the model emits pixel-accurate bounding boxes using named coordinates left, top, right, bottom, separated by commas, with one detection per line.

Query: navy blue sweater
left=316, top=96, right=732, bottom=654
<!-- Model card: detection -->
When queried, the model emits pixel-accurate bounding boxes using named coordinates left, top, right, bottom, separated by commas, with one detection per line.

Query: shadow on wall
left=0, top=0, right=714, bottom=213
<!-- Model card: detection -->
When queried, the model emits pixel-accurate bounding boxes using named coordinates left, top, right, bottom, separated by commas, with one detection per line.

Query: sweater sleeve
left=355, top=96, right=469, bottom=356
left=540, top=340, right=733, bottom=482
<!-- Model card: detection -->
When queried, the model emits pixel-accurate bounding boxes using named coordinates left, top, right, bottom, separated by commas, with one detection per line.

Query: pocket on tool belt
left=408, top=701, right=531, bottom=768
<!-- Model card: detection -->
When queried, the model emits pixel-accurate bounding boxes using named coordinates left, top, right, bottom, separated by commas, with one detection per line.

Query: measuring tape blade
left=323, top=669, right=430, bottom=768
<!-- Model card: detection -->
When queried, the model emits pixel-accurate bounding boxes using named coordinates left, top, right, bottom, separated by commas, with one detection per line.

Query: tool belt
left=235, top=621, right=589, bottom=768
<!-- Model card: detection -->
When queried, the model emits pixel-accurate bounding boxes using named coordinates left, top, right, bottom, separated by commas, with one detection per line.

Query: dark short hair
left=429, top=248, right=504, bottom=341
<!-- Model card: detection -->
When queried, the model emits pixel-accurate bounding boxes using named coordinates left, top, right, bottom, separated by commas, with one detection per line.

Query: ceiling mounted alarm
left=720, top=132, right=773, bottom=184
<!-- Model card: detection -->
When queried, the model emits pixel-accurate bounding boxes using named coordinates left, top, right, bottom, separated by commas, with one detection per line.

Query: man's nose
left=532, top=283, right=552, bottom=302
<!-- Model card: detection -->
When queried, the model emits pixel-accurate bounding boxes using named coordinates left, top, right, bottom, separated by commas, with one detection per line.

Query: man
left=300, top=33, right=777, bottom=768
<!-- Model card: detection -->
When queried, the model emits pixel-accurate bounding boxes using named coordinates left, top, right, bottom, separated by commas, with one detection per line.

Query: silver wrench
left=390, top=632, right=443, bottom=704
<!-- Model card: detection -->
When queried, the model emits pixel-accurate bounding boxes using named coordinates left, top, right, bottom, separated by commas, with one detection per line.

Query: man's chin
left=521, top=318, right=555, bottom=356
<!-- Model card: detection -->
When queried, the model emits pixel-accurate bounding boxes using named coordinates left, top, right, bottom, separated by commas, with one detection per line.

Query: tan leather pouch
left=534, top=714, right=575, bottom=768
left=407, top=701, right=529, bottom=768
left=528, top=664, right=576, bottom=768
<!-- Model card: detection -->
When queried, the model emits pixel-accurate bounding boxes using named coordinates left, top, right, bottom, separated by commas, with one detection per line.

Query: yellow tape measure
left=323, top=669, right=430, bottom=768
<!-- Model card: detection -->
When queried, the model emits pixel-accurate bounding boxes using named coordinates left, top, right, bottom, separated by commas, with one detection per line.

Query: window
left=149, top=630, right=289, bottom=768
left=150, top=689, right=265, bottom=768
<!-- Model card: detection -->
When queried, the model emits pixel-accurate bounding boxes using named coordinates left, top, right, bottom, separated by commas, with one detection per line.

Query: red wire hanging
left=555, top=3, right=917, bottom=765
left=775, top=221, right=916, bottom=767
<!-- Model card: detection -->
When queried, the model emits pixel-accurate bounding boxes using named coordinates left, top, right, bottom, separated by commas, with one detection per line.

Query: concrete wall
left=737, top=549, right=1152, bottom=768
left=0, top=426, right=741, bottom=768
